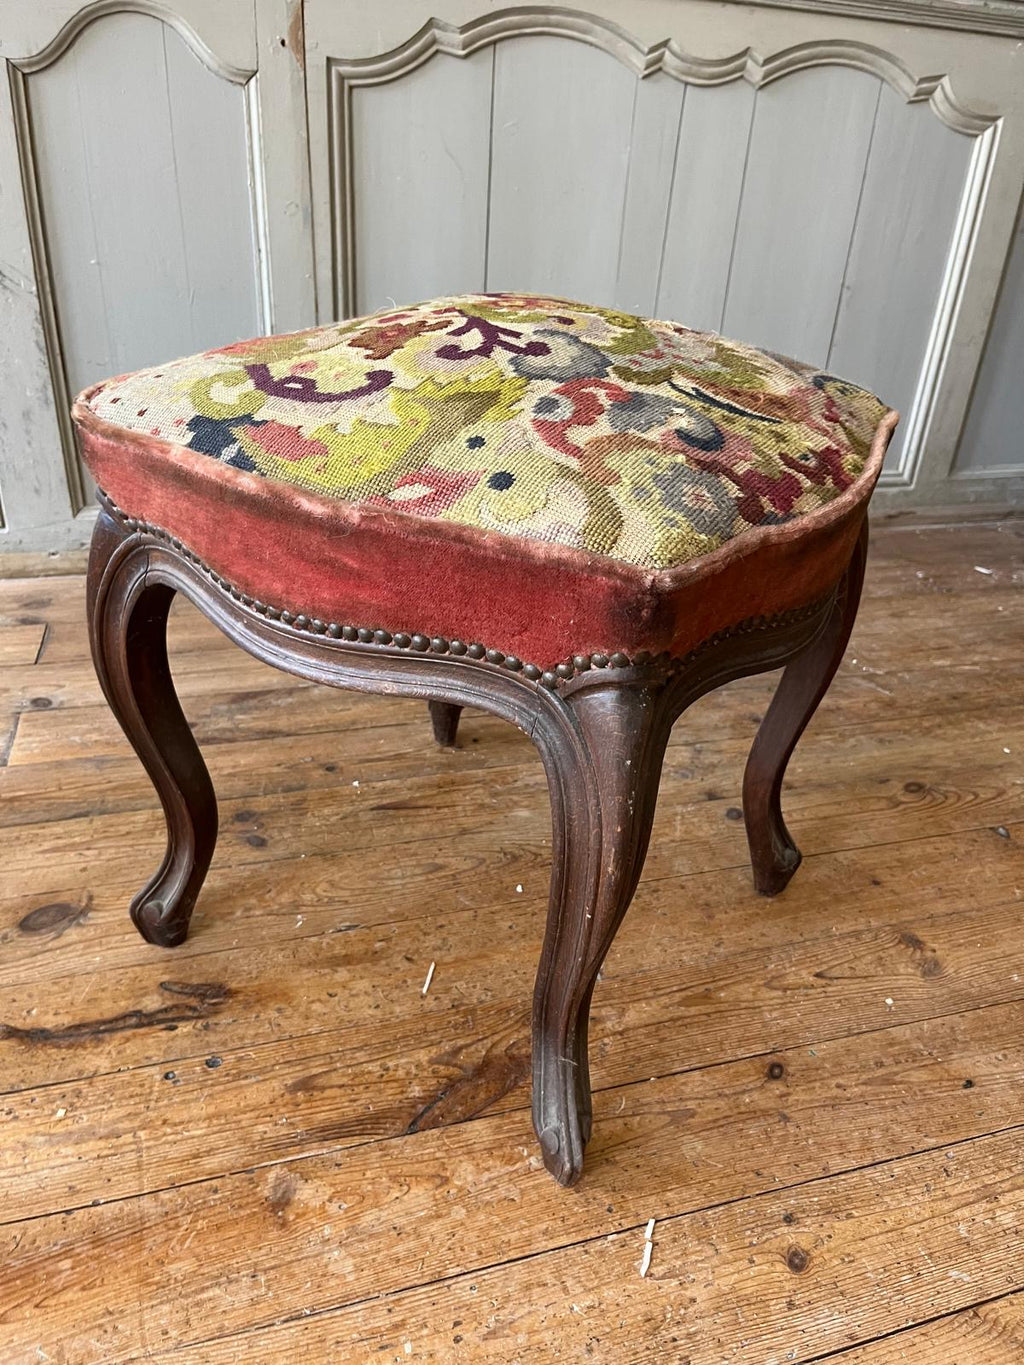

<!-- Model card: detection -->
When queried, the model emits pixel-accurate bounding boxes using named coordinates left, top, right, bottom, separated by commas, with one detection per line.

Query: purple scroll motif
left=246, top=364, right=393, bottom=403
left=435, top=315, right=551, bottom=361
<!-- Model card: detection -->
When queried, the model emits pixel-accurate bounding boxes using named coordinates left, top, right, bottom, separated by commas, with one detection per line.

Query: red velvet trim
left=74, top=392, right=897, bottom=670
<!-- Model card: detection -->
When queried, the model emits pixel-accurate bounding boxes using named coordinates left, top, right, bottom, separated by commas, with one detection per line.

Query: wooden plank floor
left=1, top=517, right=1022, bottom=1364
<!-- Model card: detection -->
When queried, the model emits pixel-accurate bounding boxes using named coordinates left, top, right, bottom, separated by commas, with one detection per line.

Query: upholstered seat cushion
left=75, top=294, right=896, bottom=670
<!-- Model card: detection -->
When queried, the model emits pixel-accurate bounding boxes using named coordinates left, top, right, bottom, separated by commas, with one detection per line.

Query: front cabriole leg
left=531, top=673, right=673, bottom=1185
left=87, top=505, right=218, bottom=946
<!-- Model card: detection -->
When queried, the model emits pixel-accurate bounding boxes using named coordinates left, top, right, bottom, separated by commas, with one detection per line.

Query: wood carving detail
left=328, top=11, right=995, bottom=135
left=10, top=1, right=254, bottom=82
left=99, top=492, right=836, bottom=687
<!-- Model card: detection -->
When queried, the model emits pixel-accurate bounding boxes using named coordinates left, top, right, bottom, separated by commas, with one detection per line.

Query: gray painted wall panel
left=351, top=49, right=493, bottom=315
left=486, top=36, right=636, bottom=303
left=656, top=80, right=757, bottom=332
left=828, top=83, right=972, bottom=471
left=163, top=28, right=264, bottom=349
left=338, top=45, right=991, bottom=495
left=613, top=72, right=685, bottom=316
left=722, top=67, right=881, bottom=363
left=28, top=11, right=260, bottom=402
left=955, top=208, right=1024, bottom=474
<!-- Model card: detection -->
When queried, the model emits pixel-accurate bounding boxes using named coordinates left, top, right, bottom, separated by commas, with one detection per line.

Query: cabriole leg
left=742, top=522, right=869, bottom=895
left=532, top=678, right=671, bottom=1185
left=87, top=508, right=218, bottom=946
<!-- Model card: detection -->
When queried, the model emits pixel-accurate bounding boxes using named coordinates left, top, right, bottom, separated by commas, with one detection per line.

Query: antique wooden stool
left=74, top=294, right=896, bottom=1186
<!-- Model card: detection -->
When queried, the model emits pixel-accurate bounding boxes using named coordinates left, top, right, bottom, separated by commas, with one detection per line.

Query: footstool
left=74, top=293, right=897, bottom=1186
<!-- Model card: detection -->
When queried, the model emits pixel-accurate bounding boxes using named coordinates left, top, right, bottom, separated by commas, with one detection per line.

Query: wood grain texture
left=0, top=519, right=1022, bottom=1360
left=828, top=1293, right=1024, bottom=1362
left=0, top=621, right=45, bottom=665
left=2, top=718, right=1017, bottom=898
left=3, top=929, right=1023, bottom=1222
left=19, top=1129, right=1023, bottom=1364
left=82, top=495, right=860, bottom=1185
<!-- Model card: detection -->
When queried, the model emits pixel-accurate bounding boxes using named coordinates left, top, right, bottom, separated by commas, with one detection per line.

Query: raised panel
left=828, top=84, right=973, bottom=473
left=722, top=66, right=881, bottom=362
left=486, top=35, right=636, bottom=303
left=349, top=48, right=492, bottom=315
left=26, top=11, right=261, bottom=403
left=954, top=207, right=1024, bottom=475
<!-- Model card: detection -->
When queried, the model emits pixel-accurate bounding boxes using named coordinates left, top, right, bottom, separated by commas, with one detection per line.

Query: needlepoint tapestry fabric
left=84, top=293, right=889, bottom=572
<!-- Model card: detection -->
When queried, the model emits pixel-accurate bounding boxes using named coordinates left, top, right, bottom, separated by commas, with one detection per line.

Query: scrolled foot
left=752, top=841, right=802, bottom=897
left=130, top=892, right=194, bottom=948
left=537, top=1118, right=585, bottom=1188
left=534, top=1030, right=589, bottom=1186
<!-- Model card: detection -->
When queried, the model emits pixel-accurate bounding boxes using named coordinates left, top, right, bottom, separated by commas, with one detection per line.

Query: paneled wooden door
left=302, top=0, right=1024, bottom=509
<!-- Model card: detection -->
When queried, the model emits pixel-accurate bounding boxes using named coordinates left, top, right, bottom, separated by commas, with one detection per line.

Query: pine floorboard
left=0, top=517, right=1022, bottom=1363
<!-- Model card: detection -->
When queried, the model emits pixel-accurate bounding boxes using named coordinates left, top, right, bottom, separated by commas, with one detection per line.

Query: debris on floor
left=640, top=1218, right=656, bottom=1277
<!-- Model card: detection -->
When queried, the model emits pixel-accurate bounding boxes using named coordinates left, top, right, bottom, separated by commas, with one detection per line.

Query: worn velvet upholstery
left=74, top=294, right=897, bottom=671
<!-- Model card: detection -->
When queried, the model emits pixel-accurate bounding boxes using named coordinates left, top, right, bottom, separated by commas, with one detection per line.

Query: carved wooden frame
left=88, top=491, right=867, bottom=1185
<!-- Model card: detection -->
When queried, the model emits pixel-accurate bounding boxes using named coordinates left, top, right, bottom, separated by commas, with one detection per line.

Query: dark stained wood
left=9, top=576, right=1021, bottom=765
left=744, top=520, right=868, bottom=894
left=2, top=864, right=1022, bottom=1098
left=87, top=507, right=218, bottom=947
left=428, top=699, right=462, bottom=747
left=3, top=948, right=1024, bottom=1226
left=85, top=494, right=851, bottom=1184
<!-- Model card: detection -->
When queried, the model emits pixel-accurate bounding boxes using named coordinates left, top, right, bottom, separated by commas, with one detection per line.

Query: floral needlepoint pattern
left=86, top=294, right=889, bottom=571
